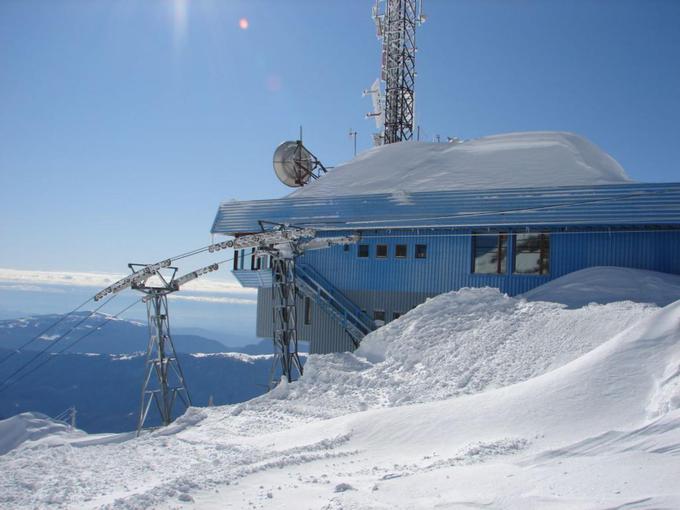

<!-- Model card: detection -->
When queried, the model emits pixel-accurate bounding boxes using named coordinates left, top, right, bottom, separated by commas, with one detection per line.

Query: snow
left=1, top=268, right=680, bottom=509
left=0, top=413, right=86, bottom=455
left=523, top=266, right=680, bottom=308
left=189, top=352, right=275, bottom=363
left=0, top=413, right=133, bottom=456
left=291, top=131, right=632, bottom=197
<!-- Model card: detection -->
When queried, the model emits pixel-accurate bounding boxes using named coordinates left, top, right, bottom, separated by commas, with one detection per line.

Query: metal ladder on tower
left=294, top=262, right=375, bottom=348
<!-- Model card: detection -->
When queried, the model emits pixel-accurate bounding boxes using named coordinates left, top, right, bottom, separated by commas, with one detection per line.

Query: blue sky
left=1, top=0, right=679, bottom=331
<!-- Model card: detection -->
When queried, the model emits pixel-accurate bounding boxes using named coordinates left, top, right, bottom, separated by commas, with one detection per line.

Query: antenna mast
left=368, top=0, right=425, bottom=145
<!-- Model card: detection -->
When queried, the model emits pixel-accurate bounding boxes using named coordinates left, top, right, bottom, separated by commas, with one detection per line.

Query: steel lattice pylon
left=270, top=255, right=304, bottom=387
left=133, top=267, right=191, bottom=435
left=371, top=0, right=424, bottom=144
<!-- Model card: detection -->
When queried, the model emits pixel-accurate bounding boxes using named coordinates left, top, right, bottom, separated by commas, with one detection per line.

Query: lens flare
left=239, top=18, right=249, bottom=30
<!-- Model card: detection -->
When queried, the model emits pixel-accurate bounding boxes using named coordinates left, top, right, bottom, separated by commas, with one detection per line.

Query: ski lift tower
left=130, top=263, right=217, bottom=434
left=367, top=0, right=426, bottom=144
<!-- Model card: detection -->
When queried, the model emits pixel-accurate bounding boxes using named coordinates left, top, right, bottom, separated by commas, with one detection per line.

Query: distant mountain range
left=0, top=348, right=287, bottom=433
left=0, top=312, right=250, bottom=354
left=0, top=313, right=308, bottom=432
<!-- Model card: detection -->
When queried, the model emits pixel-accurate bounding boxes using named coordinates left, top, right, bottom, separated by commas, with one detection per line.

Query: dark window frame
left=373, top=310, right=386, bottom=322
left=513, top=233, right=550, bottom=275
left=358, top=244, right=370, bottom=258
left=395, top=244, right=407, bottom=258
left=472, top=233, right=508, bottom=274
left=376, top=244, right=388, bottom=258
left=415, top=244, right=427, bottom=259
left=392, top=311, right=403, bottom=321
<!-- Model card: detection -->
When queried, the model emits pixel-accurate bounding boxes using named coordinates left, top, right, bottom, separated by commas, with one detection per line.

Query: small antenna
left=363, top=78, right=384, bottom=146
left=349, top=128, right=357, bottom=156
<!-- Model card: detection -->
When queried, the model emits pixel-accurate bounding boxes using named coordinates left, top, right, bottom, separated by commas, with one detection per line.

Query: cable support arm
left=207, top=227, right=316, bottom=253
left=297, top=234, right=361, bottom=252
left=171, top=263, right=219, bottom=291
left=94, top=259, right=171, bottom=301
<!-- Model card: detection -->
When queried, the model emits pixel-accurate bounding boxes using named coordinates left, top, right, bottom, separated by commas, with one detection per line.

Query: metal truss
left=269, top=255, right=304, bottom=387
left=372, top=0, right=424, bottom=144
left=132, top=265, right=192, bottom=435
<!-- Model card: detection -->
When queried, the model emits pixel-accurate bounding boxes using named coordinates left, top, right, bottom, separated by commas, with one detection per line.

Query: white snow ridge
left=290, top=131, right=632, bottom=197
left=1, top=268, right=680, bottom=509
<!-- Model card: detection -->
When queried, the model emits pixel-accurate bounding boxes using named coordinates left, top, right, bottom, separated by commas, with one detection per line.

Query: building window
left=392, top=311, right=402, bottom=320
left=415, top=244, right=427, bottom=259
left=250, top=248, right=257, bottom=270
left=395, top=244, right=407, bottom=258
left=304, top=297, right=312, bottom=325
left=373, top=310, right=386, bottom=322
left=358, top=244, right=369, bottom=258
left=473, top=234, right=507, bottom=274
left=376, top=244, right=388, bottom=258
left=343, top=244, right=349, bottom=252
left=514, top=233, right=550, bottom=275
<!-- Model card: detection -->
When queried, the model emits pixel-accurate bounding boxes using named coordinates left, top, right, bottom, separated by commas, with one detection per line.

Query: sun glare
left=171, top=0, right=189, bottom=46
left=239, top=18, right=249, bottom=30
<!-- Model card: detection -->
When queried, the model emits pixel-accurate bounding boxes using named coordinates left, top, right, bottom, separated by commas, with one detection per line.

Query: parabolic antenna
left=273, top=141, right=323, bottom=188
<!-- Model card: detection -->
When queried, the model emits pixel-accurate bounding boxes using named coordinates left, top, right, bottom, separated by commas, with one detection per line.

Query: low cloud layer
left=169, top=294, right=256, bottom=305
left=0, top=268, right=257, bottom=305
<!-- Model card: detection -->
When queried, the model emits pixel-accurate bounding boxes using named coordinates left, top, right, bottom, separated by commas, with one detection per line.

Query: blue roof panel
left=211, top=183, right=680, bottom=234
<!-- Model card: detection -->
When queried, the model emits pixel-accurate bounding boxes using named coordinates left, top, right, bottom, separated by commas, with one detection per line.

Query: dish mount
left=273, top=140, right=328, bottom=187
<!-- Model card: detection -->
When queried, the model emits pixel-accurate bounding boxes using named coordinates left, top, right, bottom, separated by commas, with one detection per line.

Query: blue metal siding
left=298, top=229, right=680, bottom=297
left=232, top=269, right=272, bottom=288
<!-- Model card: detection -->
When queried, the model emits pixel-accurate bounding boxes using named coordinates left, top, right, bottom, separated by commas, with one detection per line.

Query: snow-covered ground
left=291, top=131, right=632, bottom=197
left=1, top=267, right=679, bottom=509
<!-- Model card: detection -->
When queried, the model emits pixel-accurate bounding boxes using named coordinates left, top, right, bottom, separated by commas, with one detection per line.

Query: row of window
left=353, top=234, right=549, bottom=275
left=236, top=234, right=549, bottom=276
left=356, top=243, right=427, bottom=259
left=473, top=233, right=550, bottom=275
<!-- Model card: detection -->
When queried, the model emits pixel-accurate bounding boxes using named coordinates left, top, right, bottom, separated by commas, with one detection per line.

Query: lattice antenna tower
left=366, top=0, right=426, bottom=145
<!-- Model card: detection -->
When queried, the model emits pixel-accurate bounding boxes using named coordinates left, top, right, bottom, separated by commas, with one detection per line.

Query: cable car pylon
left=131, top=262, right=218, bottom=435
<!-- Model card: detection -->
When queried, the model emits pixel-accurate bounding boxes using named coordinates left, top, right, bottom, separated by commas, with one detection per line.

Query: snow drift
left=1, top=268, right=680, bottom=509
left=291, top=131, right=632, bottom=197
left=523, top=266, right=680, bottom=308
left=0, top=412, right=86, bottom=456
left=217, top=287, right=658, bottom=435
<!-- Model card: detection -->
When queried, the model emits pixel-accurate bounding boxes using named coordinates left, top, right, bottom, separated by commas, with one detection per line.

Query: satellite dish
left=273, top=141, right=315, bottom=187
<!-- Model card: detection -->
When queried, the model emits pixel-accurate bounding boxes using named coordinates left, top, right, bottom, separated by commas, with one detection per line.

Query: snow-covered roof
left=291, top=131, right=632, bottom=198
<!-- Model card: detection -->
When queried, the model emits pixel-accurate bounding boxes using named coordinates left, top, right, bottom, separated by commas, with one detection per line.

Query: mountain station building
left=211, top=132, right=680, bottom=354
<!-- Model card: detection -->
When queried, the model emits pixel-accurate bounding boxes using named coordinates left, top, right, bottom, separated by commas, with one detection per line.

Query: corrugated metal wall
left=257, top=288, right=358, bottom=354
left=256, top=287, right=433, bottom=354
left=256, top=228, right=680, bottom=354
left=300, top=229, right=680, bottom=295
